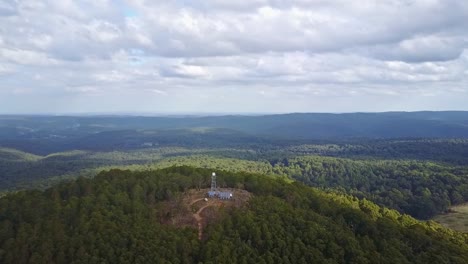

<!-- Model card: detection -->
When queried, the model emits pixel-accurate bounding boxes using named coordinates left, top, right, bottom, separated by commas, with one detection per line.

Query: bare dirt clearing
left=158, top=188, right=251, bottom=239
left=433, top=203, right=468, bottom=233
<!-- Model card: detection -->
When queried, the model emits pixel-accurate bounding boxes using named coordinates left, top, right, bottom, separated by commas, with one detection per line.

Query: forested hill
left=2, top=111, right=468, bottom=143
left=1, top=167, right=468, bottom=263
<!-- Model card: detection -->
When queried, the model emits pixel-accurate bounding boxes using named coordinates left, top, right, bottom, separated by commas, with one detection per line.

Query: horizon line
left=1, top=110, right=468, bottom=117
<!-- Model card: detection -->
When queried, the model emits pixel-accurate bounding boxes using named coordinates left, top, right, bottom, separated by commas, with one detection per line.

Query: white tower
left=211, top=172, right=217, bottom=192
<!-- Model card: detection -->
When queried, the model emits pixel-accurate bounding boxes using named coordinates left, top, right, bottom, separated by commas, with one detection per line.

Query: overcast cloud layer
left=1, top=0, right=468, bottom=114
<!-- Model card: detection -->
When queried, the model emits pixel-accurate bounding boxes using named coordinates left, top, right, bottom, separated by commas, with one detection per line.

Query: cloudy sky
left=1, top=0, right=468, bottom=114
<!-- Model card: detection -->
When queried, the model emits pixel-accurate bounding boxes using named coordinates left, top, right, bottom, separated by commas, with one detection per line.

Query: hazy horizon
left=2, top=110, right=468, bottom=117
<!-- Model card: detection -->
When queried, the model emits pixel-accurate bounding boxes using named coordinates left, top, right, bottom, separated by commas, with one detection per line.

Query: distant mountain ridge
left=1, top=111, right=468, bottom=141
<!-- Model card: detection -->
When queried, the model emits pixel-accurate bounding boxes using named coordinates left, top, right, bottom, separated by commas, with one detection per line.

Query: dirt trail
left=193, top=203, right=212, bottom=240
left=189, top=198, right=205, bottom=206
left=180, top=188, right=251, bottom=240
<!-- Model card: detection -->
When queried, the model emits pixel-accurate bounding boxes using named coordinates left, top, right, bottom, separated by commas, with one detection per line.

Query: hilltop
left=159, top=188, right=251, bottom=240
left=1, top=166, right=468, bottom=263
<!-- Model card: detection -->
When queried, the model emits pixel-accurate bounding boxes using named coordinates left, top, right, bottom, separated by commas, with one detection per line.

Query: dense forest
left=2, top=146, right=468, bottom=220
left=2, top=114, right=468, bottom=236
left=272, top=156, right=468, bottom=219
left=3, top=137, right=468, bottom=191
left=2, top=112, right=468, bottom=143
left=3, top=0, right=468, bottom=259
left=2, top=113, right=468, bottom=159
left=1, top=166, right=468, bottom=263
left=143, top=155, right=468, bottom=219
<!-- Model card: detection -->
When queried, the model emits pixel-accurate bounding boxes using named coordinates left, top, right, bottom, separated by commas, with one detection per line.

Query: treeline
left=4, top=147, right=468, bottom=220
left=3, top=144, right=468, bottom=220
left=0, top=128, right=272, bottom=155
left=100, top=154, right=468, bottom=219
left=1, top=166, right=468, bottom=263
left=272, top=156, right=468, bottom=219
left=0, top=147, right=220, bottom=190
left=285, top=139, right=468, bottom=165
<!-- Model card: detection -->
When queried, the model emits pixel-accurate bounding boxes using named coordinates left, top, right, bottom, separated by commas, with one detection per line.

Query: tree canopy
left=1, top=166, right=467, bottom=263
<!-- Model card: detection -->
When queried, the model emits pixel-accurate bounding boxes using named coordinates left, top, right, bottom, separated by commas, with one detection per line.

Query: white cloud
left=93, top=70, right=130, bottom=82
left=29, top=34, right=53, bottom=49
left=0, top=0, right=468, bottom=113
left=0, top=48, right=57, bottom=65
left=86, top=20, right=122, bottom=42
left=174, top=64, right=210, bottom=78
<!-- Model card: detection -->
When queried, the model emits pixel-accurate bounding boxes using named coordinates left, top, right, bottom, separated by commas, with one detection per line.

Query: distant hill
left=2, top=112, right=468, bottom=142
left=1, top=166, right=467, bottom=263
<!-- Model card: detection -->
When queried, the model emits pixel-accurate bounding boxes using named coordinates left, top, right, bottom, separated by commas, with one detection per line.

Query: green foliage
left=284, top=139, right=468, bottom=165
left=1, top=166, right=468, bottom=263
left=0, top=147, right=218, bottom=190
left=272, top=156, right=468, bottom=219
left=2, top=144, right=468, bottom=220
left=0, top=148, right=41, bottom=162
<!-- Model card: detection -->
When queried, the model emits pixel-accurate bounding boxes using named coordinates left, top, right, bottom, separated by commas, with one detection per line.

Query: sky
left=0, top=0, right=468, bottom=114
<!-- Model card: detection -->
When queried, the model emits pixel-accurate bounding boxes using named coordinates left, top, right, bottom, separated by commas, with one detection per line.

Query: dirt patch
left=433, top=203, right=468, bottom=233
left=158, top=188, right=251, bottom=239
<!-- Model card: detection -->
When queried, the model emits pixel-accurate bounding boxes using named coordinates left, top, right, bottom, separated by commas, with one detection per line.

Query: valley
left=3, top=0, right=467, bottom=261
left=2, top=113, right=468, bottom=262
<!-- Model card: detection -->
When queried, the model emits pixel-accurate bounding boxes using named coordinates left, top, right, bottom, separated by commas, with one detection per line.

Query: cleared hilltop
left=1, top=167, right=468, bottom=263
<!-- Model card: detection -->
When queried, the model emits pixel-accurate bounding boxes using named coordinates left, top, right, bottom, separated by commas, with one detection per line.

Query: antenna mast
left=211, top=172, right=217, bottom=192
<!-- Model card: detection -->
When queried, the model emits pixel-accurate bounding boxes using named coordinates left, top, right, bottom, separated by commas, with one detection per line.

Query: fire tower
left=207, top=172, right=232, bottom=199
left=211, top=172, right=217, bottom=192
